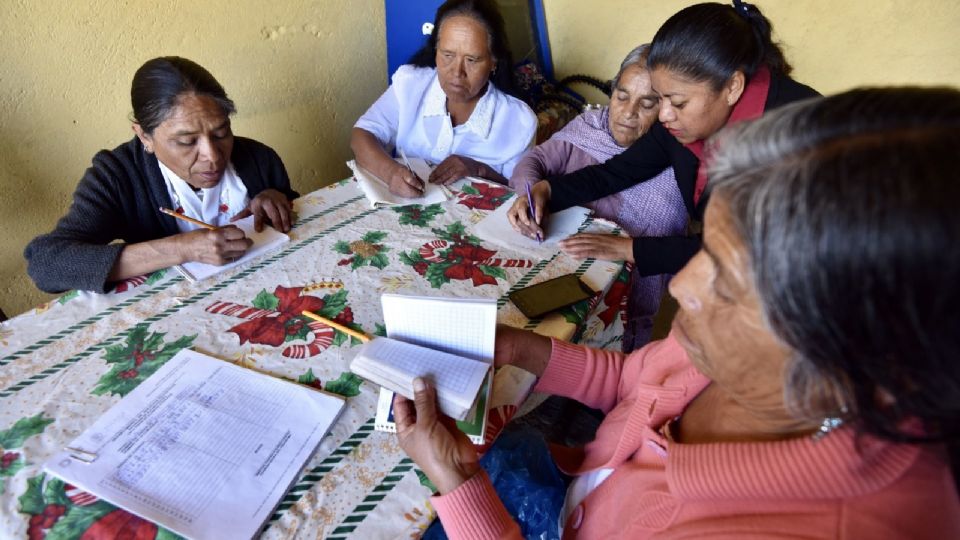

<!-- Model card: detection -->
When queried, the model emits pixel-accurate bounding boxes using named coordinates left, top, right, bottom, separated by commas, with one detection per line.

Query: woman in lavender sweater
left=510, top=45, right=687, bottom=351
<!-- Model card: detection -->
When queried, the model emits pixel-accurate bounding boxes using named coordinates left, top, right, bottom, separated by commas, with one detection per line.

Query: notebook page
left=380, top=294, right=497, bottom=363
left=176, top=215, right=289, bottom=282
left=347, top=159, right=448, bottom=207
left=472, top=195, right=591, bottom=260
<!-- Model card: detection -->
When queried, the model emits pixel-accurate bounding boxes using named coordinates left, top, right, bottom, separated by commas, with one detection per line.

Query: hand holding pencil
left=160, top=207, right=252, bottom=266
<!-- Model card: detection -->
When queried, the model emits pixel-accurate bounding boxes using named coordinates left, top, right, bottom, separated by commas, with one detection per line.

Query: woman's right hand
left=494, top=325, right=552, bottom=377
left=388, top=164, right=425, bottom=198
left=506, top=180, right=550, bottom=240
left=177, top=226, right=252, bottom=265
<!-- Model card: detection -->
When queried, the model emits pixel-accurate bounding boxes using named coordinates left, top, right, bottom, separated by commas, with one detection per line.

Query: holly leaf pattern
left=415, top=469, right=437, bottom=493
left=45, top=501, right=118, bottom=540
left=479, top=265, right=506, bottom=281
left=374, top=323, right=387, bottom=337
left=317, top=289, right=348, bottom=319
left=424, top=262, right=452, bottom=289
left=333, top=240, right=351, bottom=255
left=324, top=372, right=363, bottom=397
left=145, top=269, right=167, bottom=285
left=44, top=476, right=71, bottom=507
left=252, top=289, right=280, bottom=311
left=393, top=204, right=445, bottom=227
left=0, top=457, right=24, bottom=480
left=560, top=298, right=592, bottom=325
left=0, top=413, right=54, bottom=448
left=93, top=328, right=197, bottom=397
left=370, top=253, right=390, bottom=270
left=57, top=290, right=79, bottom=305
left=18, top=475, right=45, bottom=515
left=362, top=231, right=388, bottom=244
left=460, top=184, right=480, bottom=196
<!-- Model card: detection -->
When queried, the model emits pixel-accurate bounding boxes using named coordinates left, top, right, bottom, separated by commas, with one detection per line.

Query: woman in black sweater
left=25, top=57, right=298, bottom=294
left=508, top=1, right=818, bottom=277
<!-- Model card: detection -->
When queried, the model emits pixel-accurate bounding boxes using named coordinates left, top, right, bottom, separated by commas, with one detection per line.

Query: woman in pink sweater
left=394, top=86, right=960, bottom=539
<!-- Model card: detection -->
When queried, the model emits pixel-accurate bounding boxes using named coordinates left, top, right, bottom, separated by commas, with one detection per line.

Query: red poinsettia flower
left=79, top=509, right=157, bottom=540
left=444, top=260, right=498, bottom=286
left=596, top=278, right=628, bottom=328
left=448, top=244, right=496, bottom=263
left=229, top=286, right=326, bottom=346
left=457, top=182, right=511, bottom=211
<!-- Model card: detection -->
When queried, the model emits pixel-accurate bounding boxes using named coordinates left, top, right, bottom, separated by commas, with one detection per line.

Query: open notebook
left=43, top=349, right=345, bottom=540
left=351, top=337, right=490, bottom=421
left=472, top=195, right=591, bottom=260
left=174, top=215, right=290, bottom=282
left=347, top=158, right=450, bottom=208
left=373, top=294, right=497, bottom=444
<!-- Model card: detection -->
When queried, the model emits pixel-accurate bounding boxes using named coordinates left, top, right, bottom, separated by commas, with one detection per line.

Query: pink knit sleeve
left=508, top=139, right=577, bottom=192
left=533, top=339, right=631, bottom=413
left=431, top=470, right=522, bottom=540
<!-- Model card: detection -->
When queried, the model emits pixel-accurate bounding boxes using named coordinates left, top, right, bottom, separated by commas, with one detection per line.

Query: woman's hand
left=394, top=378, right=480, bottom=495
left=176, top=226, right=252, bottom=265
left=494, top=324, right=552, bottom=377
left=430, top=154, right=509, bottom=186
left=559, top=233, right=635, bottom=263
left=232, top=189, right=293, bottom=232
left=506, top=180, right=550, bottom=240
left=388, top=163, right=426, bottom=198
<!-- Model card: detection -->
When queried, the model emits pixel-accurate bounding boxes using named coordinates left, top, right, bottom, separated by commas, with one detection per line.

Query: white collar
left=422, top=71, right=496, bottom=139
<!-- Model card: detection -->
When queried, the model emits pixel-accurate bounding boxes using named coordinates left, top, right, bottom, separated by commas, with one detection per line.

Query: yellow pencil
left=301, top=311, right=371, bottom=342
left=159, top=207, right=217, bottom=230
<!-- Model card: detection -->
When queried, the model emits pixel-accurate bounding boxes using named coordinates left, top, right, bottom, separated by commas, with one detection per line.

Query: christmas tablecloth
left=0, top=177, right=627, bottom=540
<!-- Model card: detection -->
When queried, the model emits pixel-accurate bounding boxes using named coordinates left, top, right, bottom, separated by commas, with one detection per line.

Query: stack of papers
left=43, top=349, right=345, bottom=540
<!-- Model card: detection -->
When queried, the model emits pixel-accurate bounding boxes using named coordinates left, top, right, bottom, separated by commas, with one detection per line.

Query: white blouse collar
left=422, top=71, right=496, bottom=139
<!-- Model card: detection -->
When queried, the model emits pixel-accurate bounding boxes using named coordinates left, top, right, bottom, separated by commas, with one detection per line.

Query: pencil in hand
left=159, top=207, right=217, bottom=230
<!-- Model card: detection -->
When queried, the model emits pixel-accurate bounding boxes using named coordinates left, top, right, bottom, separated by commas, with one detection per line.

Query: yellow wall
left=544, top=0, right=960, bottom=94
left=2, top=1, right=958, bottom=317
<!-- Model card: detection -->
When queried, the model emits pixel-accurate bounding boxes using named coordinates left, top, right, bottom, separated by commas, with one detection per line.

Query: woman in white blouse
left=351, top=0, right=537, bottom=198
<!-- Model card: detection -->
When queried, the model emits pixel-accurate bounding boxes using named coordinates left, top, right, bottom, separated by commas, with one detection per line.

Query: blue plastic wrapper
left=423, top=427, right=568, bottom=540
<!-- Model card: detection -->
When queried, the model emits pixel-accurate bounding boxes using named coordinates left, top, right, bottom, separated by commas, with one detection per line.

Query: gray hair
left=612, top=44, right=651, bottom=89
left=705, top=87, right=960, bottom=443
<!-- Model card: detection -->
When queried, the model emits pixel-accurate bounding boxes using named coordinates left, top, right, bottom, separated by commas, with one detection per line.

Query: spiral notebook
left=373, top=294, right=497, bottom=444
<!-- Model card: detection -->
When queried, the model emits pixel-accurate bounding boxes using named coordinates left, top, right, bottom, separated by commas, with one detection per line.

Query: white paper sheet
left=43, top=349, right=344, bottom=540
left=175, top=215, right=290, bottom=282
left=347, top=159, right=449, bottom=208
left=472, top=195, right=591, bottom=259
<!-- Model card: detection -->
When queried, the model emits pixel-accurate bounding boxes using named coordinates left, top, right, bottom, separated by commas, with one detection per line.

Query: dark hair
left=708, top=87, right=960, bottom=446
left=408, top=0, right=518, bottom=97
left=648, top=2, right=791, bottom=91
left=131, top=56, right=236, bottom=134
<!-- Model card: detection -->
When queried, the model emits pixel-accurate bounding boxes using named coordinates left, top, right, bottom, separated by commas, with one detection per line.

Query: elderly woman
left=351, top=0, right=537, bottom=198
left=510, top=1, right=818, bottom=278
left=510, top=44, right=686, bottom=351
left=24, top=57, right=297, bottom=293
left=395, top=87, right=960, bottom=538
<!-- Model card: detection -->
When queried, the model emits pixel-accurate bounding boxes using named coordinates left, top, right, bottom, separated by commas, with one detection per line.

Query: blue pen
left=525, top=182, right=543, bottom=243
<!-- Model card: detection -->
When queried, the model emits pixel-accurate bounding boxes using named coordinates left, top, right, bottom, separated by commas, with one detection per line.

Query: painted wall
left=2, top=1, right=959, bottom=316
left=1, top=1, right=388, bottom=316
left=544, top=0, right=960, bottom=96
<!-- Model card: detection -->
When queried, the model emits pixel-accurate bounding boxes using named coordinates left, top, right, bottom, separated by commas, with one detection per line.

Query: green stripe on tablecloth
left=0, top=195, right=365, bottom=367
left=521, top=256, right=598, bottom=331
left=0, top=200, right=374, bottom=399
left=324, top=458, right=416, bottom=540
left=0, top=282, right=183, bottom=366
left=266, top=417, right=377, bottom=522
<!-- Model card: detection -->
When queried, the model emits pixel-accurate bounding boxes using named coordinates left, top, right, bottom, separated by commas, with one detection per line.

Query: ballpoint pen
left=525, top=182, right=543, bottom=243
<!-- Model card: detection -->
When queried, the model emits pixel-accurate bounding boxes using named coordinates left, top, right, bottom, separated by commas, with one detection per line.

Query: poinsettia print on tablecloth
left=206, top=285, right=366, bottom=359
left=454, top=181, right=513, bottom=211
left=399, top=222, right=533, bottom=288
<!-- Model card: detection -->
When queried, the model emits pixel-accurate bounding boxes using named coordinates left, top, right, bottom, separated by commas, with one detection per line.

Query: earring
left=811, top=406, right=848, bottom=442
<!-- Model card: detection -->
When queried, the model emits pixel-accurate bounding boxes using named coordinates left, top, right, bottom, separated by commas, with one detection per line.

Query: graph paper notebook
left=43, top=349, right=344, bottom=540
left=351, top=337, right=490, bottom=421
left=372, top=294, right=497, bottom=444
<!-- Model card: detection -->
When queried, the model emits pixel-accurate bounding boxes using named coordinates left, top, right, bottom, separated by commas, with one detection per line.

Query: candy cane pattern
left=419, top=240, right=450, bottom=262
left=282, top=322, right=335, bottom=358
left=205, top=301, right=335, bottom=359
left=114, top=274, right=147, bottom=293
left=64, top=483, right=98, bottom=506
left=418, top=240, right=532, bottom=268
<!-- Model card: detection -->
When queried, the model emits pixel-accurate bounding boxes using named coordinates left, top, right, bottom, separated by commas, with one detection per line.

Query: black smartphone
left=508, top=274, right=596, bottom=319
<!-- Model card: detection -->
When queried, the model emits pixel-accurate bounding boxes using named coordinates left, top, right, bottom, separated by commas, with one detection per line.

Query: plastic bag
left=423, top=427, right=567, bottom=540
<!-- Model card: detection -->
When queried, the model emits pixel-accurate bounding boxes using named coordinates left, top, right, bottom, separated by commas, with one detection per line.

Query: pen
left=301, top=311, right=371, bottom=342
left=397, top=148, right=426, bottom=194
left=525, top=183, right=543, bottom=243
left=159, top=207, right=217, bottom=230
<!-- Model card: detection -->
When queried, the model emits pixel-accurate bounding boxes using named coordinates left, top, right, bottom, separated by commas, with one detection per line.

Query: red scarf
left=684, top=65, right=771, bottom=205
